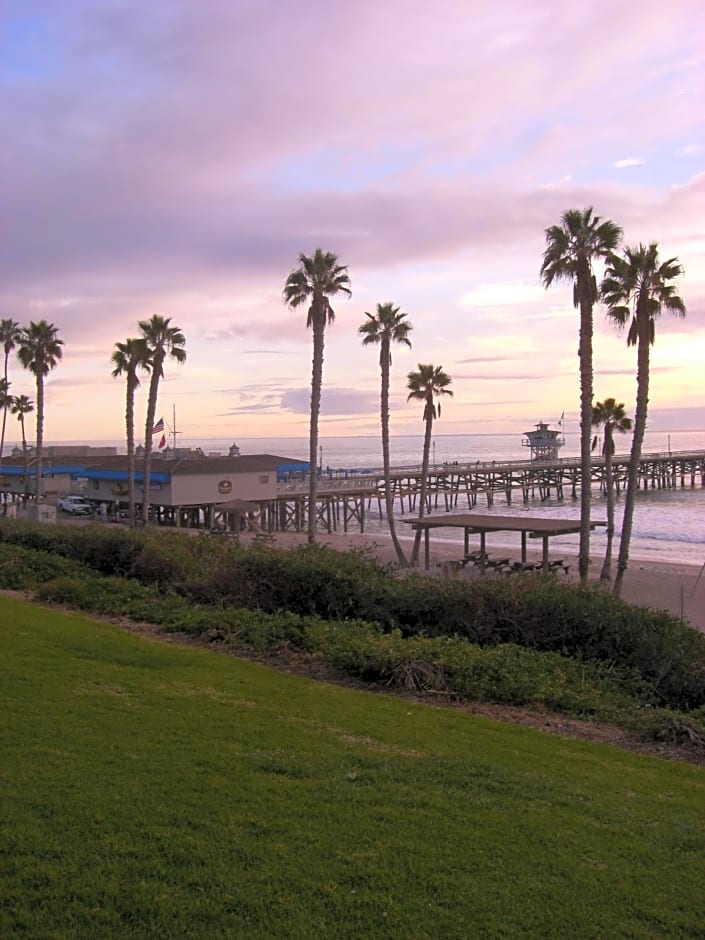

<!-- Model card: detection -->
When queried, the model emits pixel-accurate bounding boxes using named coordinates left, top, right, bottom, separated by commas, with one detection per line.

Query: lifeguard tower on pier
left=522, top=421, right=565, bottom=462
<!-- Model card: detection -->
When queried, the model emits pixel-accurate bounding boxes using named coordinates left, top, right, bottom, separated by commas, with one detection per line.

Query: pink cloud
left=2, top=0, right=703, bottom=440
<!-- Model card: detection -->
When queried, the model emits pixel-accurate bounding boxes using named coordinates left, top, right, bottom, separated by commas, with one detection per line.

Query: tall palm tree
left=591, top=398, right=632, bottom=582
left=541, top=207, right=622, bottom=584
left=17, top=321, right=63, bottom=501
left=11, top=394, right=34, bottom=503
left=0, top=380, right=11, bottom=512
left=601, top=243, right=686, bottom=597
left=0, top=319, right=21, bottom=489
left=359, top=303, right=412, bottom=566
left=111, top=337, right=151, bottom=528
left=283, top=248, right=351, bottom=543
left=138, top=316, right=186, bottom=524
left=406, top=364, right=453, bottom=567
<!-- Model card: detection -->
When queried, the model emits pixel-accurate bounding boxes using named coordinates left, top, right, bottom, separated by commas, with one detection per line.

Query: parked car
left=58, top=495, right=94, bottom=515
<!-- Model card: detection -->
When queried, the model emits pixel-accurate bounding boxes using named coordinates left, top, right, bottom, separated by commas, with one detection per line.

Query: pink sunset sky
left=1, top=0, right=704, bottom=443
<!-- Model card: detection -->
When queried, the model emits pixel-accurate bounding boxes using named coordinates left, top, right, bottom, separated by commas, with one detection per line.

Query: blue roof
left=81, top=468, right=170, bottom=483
left=0, top=464, right=170, bottom=483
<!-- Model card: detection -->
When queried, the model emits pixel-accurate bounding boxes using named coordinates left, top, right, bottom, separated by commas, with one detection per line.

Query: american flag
left=152, top=417, right=165, bottom=434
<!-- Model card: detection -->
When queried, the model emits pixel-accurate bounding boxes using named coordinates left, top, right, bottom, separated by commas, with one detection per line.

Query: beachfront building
left=0, top=446, right=121, bottom=506
left=0, top=453, right=309, bottom=528
left=80, top=454, right=309, bottom=528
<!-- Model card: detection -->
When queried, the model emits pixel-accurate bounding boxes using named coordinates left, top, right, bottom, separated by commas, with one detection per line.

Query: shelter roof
left=402, top=513, right=605, bottom=536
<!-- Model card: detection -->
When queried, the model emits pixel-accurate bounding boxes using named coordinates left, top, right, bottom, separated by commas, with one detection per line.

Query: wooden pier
left=261, top=449, right=705, bottom=535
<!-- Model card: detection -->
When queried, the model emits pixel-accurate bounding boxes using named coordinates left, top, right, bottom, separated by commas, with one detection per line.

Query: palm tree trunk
left=35, top=376, right=44, bottom=501
left=600, top=440, right=614, bottom=581
left=308, top=322, right=325, bottom=543
left=410, top=405, right=433, bottom=567
left=614, top=323, right=650, bottom=597
left=380, top=345, right=407, bottom=566
left=126, top=374, right=136, bottom=528
left=20, top=418, right=28, bottom=502
left=577, top=279, right=594, bottom=583
left=0, top=352, right=10, bottom=503
left=142, top=359, right=162, bottom=526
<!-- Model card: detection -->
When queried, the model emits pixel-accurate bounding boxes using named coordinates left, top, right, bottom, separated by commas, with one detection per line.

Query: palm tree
left=11, top=394, right=34, bottom=502
left=0, top=319, right=21, bottom=489
left=138, top=316, right=186, bottom=524
left=111, top=338, right=151, bottom=528
left=591, top=398, right=632, bottom=582
left=601, top=243, right=686, bottom=597
left=541, top=207, right=622, bottom=584
left=359, top=303, right=413, bottom=566
left=283, top=248, right=351, bottom=543
left=17, top=321, right=63, bottom=501
left=0, top=380, right=11, bottom=512
left=406, top=364, right=453, bottom=567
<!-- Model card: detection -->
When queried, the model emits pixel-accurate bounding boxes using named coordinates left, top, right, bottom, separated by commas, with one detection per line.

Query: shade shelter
left=213, top=498, right=260, bottom=540
left=403, top=512, right=606, bottom=572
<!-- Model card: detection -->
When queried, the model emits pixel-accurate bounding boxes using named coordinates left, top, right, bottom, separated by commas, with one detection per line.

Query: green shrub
left=18, top=557, right=705, bottom=750
left=306, top=622, right=648, bottom=713
left=0, top=543, right=89, bottom=589
left=4, top=519, right=705, bottom=712
left=34, top=572, right=317, bottom=647
left=627, top=706, right=705, bottom=747
left=0, top=519, right=215, bottom=589
left=195, top=549, right=705, bottom=711
left=191, top=542, right=392, bottom=620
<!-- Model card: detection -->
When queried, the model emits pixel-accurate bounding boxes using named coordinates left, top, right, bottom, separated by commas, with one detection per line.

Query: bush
left=34, top=572, right=317, bottom=646
left=19, top=560, right=705, bottom=750
left=0, top=519, right=215, bottom=589
left=0, top=543, right=90, bottom=589
left=4, top=519, right=705, bottom=712
left=194, top=549, right=705, bottom=710
left=190, top=542, right=393, bottom=620
left=305, top=622, right=650, bottom=714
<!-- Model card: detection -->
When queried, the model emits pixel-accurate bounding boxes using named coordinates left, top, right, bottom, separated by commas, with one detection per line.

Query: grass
left=2, top=595, right=705, bottom=939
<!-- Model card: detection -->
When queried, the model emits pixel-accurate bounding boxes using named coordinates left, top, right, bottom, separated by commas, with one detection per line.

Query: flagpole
left=172, top=403, right=177, bottom=453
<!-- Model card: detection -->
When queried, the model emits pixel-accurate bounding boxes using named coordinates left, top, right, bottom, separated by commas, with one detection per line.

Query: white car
left=58, top=495, right=94, bottom=516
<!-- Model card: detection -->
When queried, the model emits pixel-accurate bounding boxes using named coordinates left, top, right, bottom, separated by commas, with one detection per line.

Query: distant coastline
left=12, top=427, right=704, bottom=465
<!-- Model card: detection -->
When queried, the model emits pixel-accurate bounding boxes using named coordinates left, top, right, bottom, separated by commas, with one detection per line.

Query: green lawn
left=2, top=595, right=704, bottom=939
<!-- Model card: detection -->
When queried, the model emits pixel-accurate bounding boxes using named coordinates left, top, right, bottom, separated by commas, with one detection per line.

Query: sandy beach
left=239, top=529, right=705, bottom=633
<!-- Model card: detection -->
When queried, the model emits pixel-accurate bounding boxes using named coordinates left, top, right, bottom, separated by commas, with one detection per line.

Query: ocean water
left=45, top=430, right=705, bottom=569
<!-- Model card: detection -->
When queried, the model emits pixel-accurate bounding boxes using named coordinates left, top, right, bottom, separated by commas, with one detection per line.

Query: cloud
left=595, top=366, right=678, bottom=376
left=281, top=387, right=379, bottom=416
left=613, top=157, right=645, bottom=169
left=456, top=355, right=520, bottom=364
left=453, top=371, right=566, bottom=381
left=458, top=283, right=546, bottom=307
left=540, top=175, right=573, bottom=189
left=1, top=0, right=702, bottom=440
